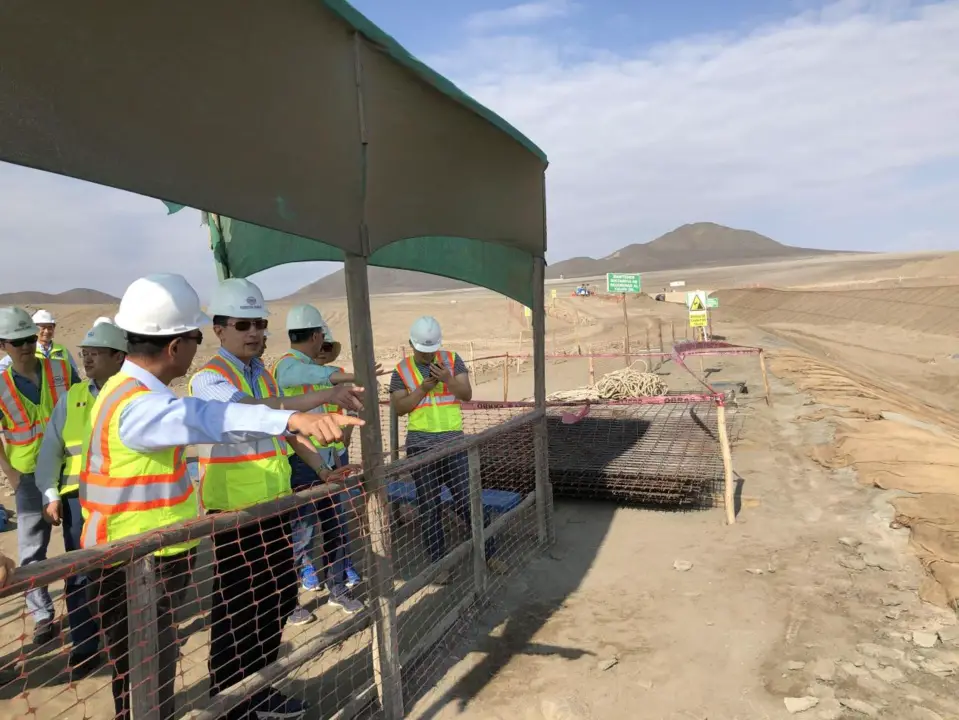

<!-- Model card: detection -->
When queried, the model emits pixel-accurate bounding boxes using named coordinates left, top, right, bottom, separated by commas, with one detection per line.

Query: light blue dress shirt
left=116, top=359, right=294, bottom=453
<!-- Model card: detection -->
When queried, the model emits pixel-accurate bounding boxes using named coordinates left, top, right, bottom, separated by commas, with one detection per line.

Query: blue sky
left=1, top=0, right=957, bottom=299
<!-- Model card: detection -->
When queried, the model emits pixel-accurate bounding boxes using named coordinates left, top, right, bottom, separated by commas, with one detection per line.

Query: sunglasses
left=320, top=342, right=335, bottom=352
left=181, top=331, right=204, bottom=344
left=5, top=335, right=38, bottom=348
left=227, top=319, right=268, bottom=332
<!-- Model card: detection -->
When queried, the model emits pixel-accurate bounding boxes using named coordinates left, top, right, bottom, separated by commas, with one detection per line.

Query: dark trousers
left=289, top=455, right=348, bottom=586
left=88, top=550, right=193, bottom=720
left=407, top=446, right=496, bottom=563
left=208, top=514, right=298, bottom=720
left=61, top=493, right=99, bottom=657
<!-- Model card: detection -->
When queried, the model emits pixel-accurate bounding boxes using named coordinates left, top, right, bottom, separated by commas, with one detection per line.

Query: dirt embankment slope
left=717, top=286, right=959, bottom=335
left=723, top=285, right=959, bottom=611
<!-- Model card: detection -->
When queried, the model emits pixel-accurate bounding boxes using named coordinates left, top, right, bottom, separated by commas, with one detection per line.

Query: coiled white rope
left=545, top=361, right=668, bottom=402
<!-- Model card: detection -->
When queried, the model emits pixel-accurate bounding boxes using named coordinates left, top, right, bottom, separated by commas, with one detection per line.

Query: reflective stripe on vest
left=187, top=355, right=292, bottom=511
left=60, top=381, right=96, bottom=495
left=394, top=351, right=463, bottom=434
left=80, top=373, right=198, bottom=557
left=0, top=359, right=71, bottom=474
left=273, top=353, right=344, bottom=452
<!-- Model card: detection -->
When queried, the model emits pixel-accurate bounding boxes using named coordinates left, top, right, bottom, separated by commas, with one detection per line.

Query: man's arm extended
left=189, top=370, right=364, bottom=413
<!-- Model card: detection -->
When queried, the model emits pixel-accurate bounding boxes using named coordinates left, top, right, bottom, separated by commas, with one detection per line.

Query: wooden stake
left=716, top=402, right=735, bottom=525
left=645, top=327, right=650, bottom=354
left=502, top=353, right=509, bottom=402
left=622, top=293, right=630, bottom=366
left=127, top=558, right=160, bottom=720
left=343, top=252, right=403, bottom=718
left=532, top=257, right=554, bottom=546
left=759, top=349, right=773, bottom=406
left=588, top=352, right=595, bottom=386
left=468, top=340, right=475, bottom=369
left=671, top=321, right=676, bottom=344
left=467, top=446, right=488, bottom=595
left=657, top=321, right=665, bottom=370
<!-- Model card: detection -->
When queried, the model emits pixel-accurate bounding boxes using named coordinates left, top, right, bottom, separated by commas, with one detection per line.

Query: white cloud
left=466, top=0, right=575, bottom=33
left=431, top=0, right=959, bottom=255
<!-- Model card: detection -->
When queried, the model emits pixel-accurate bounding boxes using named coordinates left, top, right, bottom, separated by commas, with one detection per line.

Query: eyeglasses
left=227, top=319, right=268, bottom=332
left=181, top=332, right=204, bottom=344
left=4, top=335, right=38, bottom=348
left=80, top=348, right=112, bottom=360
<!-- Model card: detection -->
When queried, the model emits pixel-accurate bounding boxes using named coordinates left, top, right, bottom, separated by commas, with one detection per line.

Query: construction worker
left=0, top=306, right=79, bottom=646
left=389, top=316, right=502, bottom=582
left=81, top=273, right=363, bottom=720
left=0, top=309, right=80, bottom=374
left=33, top=320, right=128, bottom=678
left=189, top=279, right=365, bottom=719
left=273, top=305, right=375, bottom=609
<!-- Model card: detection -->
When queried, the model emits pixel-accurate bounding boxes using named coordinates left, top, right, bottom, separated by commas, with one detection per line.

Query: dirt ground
left=1, top=249, right=958, bottom=719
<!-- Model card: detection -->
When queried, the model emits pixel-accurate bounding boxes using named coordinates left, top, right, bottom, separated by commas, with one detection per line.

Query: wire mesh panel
left=546, top=400, right=724, bottom=506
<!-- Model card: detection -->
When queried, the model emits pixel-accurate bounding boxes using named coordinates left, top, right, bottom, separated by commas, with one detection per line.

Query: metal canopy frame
left=0, top=2, right=552, bottom=717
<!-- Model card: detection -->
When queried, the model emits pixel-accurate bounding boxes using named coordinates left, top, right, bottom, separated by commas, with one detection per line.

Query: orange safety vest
left=0, top=359, right=71, bottom=474
left=187, top=354, right=292, bottom=511
left=394, top=350, right=463, bottom=433
left=80, top=372, right=198, bottom=557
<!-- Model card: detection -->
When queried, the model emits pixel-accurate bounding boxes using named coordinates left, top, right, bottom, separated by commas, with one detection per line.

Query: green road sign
left=606, top=273, right=641, bottom=293
left=706, top=297, right=719, bottom=308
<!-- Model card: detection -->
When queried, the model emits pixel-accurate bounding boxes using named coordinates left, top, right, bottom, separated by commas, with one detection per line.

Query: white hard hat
left=0, top=307, right=39, bottom=341
left=80, top=322, right=128, bottom=353
left=32, top=309, right=55, bottom=325
left=207, top=278, right=269, bottom=319
left=93, top=316, right=114, bottom=327
left=114, top=273, right=210, bottom=336
left=409, top=316, right=442, bottom=353
left=286, top=304, right=325, bottom=331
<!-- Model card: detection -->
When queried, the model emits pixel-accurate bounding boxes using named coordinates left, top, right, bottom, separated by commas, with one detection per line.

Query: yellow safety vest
left=394, top=351, right=463, bottom=433
left=60, top=381, right=96, bottom=495
left=0, top=359, right=72, bottom=474
left=80, top=372, right=198, bottom=557
left=187, top=355, right=291, bottom=512
left=38, top=342, right=70, bottom=363
left=272, top=353, right=345, bottom=453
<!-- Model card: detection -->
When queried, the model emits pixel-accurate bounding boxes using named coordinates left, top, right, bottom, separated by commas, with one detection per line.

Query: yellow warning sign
left=689, top=311, right=708, bottom=328
left=551, top=288, right=557, bottom=299
left=689, top=295, right=705, bottom=312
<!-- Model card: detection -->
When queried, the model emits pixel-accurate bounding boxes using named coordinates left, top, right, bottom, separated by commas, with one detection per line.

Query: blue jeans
left=15, top=474, right=54, bottom=625
left=289, top=456, right=348, bottom=586
left=407, top=447, right=496, bottom=563
left=61, top=493, right=100, bottom=656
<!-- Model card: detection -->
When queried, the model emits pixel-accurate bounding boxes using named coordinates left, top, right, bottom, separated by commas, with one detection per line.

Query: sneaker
left=327, top=586, right=364, bottom=615
left=344, top=563, right=362, bottom=589
left=299, top=564, right=321, bottom=592
left=32, top=619, right=56, bottom=647
left=286, top=607, right=315, bottom=626
left=253, top=689, right=308, bottom=719
left=68, top=651, right=102, bottom=681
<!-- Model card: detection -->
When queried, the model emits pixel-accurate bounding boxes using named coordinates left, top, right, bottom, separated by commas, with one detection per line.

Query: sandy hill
left=545, top=222, right=841, bottom=279
left=0, top=288, right=119, bottom=305
left=288, top=222, right=844, bottom=298
left=290, top=267, right=472, bottom=299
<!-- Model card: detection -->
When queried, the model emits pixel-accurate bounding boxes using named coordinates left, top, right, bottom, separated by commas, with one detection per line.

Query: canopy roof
left=0, top=0, right=548, bottom=305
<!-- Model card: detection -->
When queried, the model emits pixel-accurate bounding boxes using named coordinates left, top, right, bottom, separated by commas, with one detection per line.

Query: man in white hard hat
left=390, top=316, right=501, bottom=582
left=273, top=305, right=376, bottom=607
left=81, top=273, right=363, bottom=720
left=0, top=308, right=80, bottom=375
left=0, top=306, right=79, bottom=646
left=189, top=280, right=366, bottom=719
left=32, top=321, right=129, bottom=677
